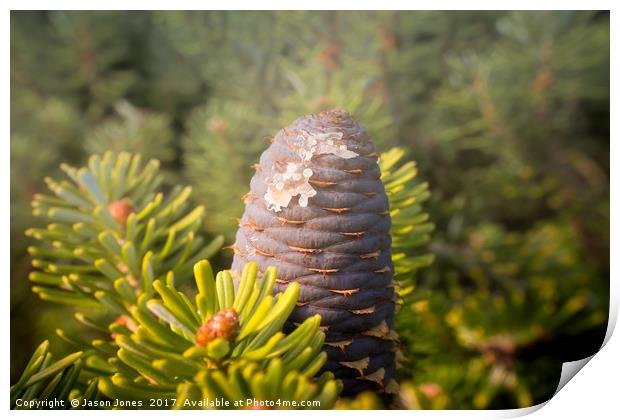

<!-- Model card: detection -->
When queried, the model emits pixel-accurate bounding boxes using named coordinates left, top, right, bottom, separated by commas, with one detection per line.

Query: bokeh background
left=11, top=11, right=609, bottom=409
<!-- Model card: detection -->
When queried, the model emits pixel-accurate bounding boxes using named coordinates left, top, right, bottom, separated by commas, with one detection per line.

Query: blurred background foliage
left=11, top=10, right=609, bottom=409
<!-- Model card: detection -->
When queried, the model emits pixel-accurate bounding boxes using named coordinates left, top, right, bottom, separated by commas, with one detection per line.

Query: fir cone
left=231, top=109, right=398, bottom=396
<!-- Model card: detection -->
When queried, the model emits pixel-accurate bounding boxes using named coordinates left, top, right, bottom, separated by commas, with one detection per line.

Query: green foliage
left=395, top=218, right=607, bottom=409
left=380, top=148, right=435, bottom=298
left=11, top=340, right=95, bottom=410
left=11, top=11, right=609, bottom=410
left=102, top=260, right=340, bottom=408
left=395, top=11, right=609, bottom=409
left=11, top=11, right=139, bottom=120
left=28, top=152, right=223, bottom=311
left=183, top=359, right=339, bottom=410
left=183, top=100, right=267, bottom=237
left=10, top=91, right=84, bottom=261
left=15, top=152, right=340, bottom=409
left=85, top=101, right=176, bottom=167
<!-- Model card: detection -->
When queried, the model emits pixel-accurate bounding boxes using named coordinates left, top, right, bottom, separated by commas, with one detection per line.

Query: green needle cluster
left=379, top=147, right=435, bottom=299
left=15, top=152, right=341, bottom=409
left=11, top=340, right=92, bottom=410
left=102, top=260, right=340, bottom=407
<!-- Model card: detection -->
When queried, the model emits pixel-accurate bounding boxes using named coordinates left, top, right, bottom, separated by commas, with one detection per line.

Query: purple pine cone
left=231, top=109, right=398, bottom=396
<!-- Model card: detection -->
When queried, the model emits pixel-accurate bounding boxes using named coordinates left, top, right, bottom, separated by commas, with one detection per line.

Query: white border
left=4, top=2, right=616, bottom=419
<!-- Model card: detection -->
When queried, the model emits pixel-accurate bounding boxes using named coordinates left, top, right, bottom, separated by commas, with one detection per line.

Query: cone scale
left=231, top=109, right=398, bottom=396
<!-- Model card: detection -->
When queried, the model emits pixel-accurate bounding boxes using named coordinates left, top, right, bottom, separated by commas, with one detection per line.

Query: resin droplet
left=263, top=128, right=358, bottom=212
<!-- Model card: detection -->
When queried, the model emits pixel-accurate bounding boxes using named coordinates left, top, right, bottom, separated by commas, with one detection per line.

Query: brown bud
left=108, top=199, right=134, bottom=227
left=207, top=116, right=230, bottom=135
left=195, top=308, right=240, bottom=347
